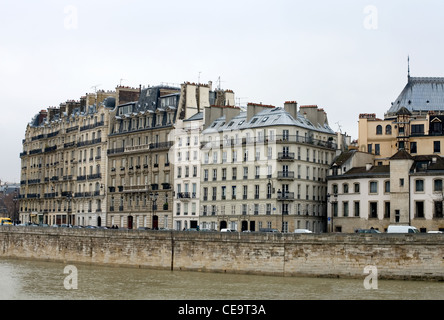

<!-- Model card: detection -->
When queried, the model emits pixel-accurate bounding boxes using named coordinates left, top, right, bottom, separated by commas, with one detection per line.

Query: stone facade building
left=19, top=91, right=118, bottom=225
left=358, top=76, right=444, bottom=163
left=200, top=102, right=337, bottom=233
left=106, top=82, right=235, bottom=229
left=327, top=149, right=444, bottom=233
left=329, top=75, right=444, bottom=233
left=19, top=80, right=342, bottom=233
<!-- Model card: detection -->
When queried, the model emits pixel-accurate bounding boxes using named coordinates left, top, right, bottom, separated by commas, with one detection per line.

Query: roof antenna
left=335, top=121, right=342, bottom=133
left=407, top=55, right=410, bottom=79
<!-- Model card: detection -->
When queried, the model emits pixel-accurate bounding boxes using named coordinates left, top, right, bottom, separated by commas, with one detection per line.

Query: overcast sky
left=1, top=0, right=444, bottom=183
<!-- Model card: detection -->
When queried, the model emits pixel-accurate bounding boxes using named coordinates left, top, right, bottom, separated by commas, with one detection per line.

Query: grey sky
left=1, top=0, right=444, bottom=183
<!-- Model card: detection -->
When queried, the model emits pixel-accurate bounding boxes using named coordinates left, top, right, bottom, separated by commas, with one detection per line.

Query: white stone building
left=200, top=102, right=338, bottom=233
left=327, top=149, right=444, bottom=233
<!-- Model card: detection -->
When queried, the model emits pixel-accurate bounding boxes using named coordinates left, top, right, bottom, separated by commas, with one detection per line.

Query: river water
left=0, top=257, right=442, bottom=301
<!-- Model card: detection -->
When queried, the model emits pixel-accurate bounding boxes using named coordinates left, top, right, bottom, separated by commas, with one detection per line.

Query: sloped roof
left=390, top=149, right=414, bottom=160
left=203, top=107, right=335, bottom=135
left=331, top=150, right=356, bottom=168
left=341, top=165, right=390, bottom=177
left=388, top=77, right=444, bottom=114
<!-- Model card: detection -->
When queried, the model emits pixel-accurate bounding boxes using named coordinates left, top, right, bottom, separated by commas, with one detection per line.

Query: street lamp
left=150, top=192, right=158, bottom=229
left=277, top=189, right=285, bottom=233
left=66, top=192, right=73, bottom=226
left=326, top=193, right=335, bottom=233
left=13, top=190, right=19, bottom=225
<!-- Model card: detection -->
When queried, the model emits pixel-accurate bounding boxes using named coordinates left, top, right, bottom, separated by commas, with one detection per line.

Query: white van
left=294, top=229, right=313, bottom=233
left=387, top=225, right=420, bottom=234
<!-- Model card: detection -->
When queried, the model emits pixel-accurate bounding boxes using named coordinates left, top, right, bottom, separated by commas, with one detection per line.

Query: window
left=384, top=202, right=390, bottom=219
left=354, top=201, right=360, bottom=217
left=385, top=125, right=392, bottom=135
left=434, top=201, right=443, bottom=218
left=411, top=124, right=424, bottom=135
left=415, top=179, right=424, bottom=192
left=434, top=141, right=441, bottom=153
left=354, top=183, right=360, bottom=193
left=332, top=202, right=338, bottom=217
left=410, top=142, right=417, bottom=154
left=434, top=179, right=443, bottom=192
left=399, top=178, right=404, bottom=187
left=343, top=201, right=349, bottom=217
left=369, top=181, right=378, bottom=194
left=368, top=144, right=372, bottom=154
left=415, top=201, right=424, bottom=218
left=395, top=210, right=400, bottom=223
left=376, top=125, right=382, bottom=135
left=343, top=183, right=349, bottom=194
left=332, top=184, right=338, bottom=194
left=375, top=144, right=380, bottom=155
left=369, top=202, right=378, bottom=218
left=384, top=180, right=390, bottom=193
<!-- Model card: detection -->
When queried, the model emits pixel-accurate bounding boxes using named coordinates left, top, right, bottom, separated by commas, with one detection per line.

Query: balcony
left=177, top=192, right=191, bottom=200
left=277, top=171, right=295, bottom=180
left=277, top=152, right=295, bottom=161
left=149, top=141, right=174, bottom=150
left=275, top=135, right=337, bottom=150
left=277, top=191, right=295, bottom=201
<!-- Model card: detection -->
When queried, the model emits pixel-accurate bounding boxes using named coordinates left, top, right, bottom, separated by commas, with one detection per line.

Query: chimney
left=284, top=101, right=298, bottom=119
left=204, top=105, right=224, bottom=130
left=299, top=105, right=320, bottom=126
left=366, top=163, right=372, bottom=171
left=246, top=103, right=274, bottom=122
left=223, top=106, right=241, bottom=124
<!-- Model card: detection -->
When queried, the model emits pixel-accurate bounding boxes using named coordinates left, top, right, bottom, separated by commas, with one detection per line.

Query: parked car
left=0, top=218, right=13, bottom=226
left=259, top=228, right=280, bottom=233
left=294, top=229, right=313, bottom=233
left=355, top=228, right=381, bottom=234
left=427, top=230, right=443, bottom=234
left=220, top=228, right=236, bottom=232
left=387, top=225, right=419, bottom=234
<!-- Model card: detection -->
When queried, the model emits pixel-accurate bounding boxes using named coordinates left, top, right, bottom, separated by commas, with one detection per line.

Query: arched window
left=385, top=125, right=392, bottom=135
left=376, top=125, right=382, bottom=135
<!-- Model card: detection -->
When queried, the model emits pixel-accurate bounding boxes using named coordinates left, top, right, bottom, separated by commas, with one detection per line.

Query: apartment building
left=170, top=82, right=235, bottom=230
left=19, top=91, right=118, bottom=226
left=200, top=102, right=338, bottom=233
left=106, top=85, right=180, bottom=229
left=172, top=112, right=204, bottom=230
left=106, top=81, right=235, bottom=229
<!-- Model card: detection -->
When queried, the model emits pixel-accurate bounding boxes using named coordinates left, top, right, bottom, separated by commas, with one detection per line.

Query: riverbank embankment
left=0, top=226, right=442, bottom=281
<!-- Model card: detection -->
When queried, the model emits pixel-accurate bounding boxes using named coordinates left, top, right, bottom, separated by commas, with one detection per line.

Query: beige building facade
left=359, top=77, right=444, bottom=163
left=19, top=91, right=118, bottom=226
left=200, top=102, right=338, bottom=233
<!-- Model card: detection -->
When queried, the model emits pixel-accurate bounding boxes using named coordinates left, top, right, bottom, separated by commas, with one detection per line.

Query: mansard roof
left=387, top=77, right=444, bottom=114
left=203, top=107, right=335, bottom=134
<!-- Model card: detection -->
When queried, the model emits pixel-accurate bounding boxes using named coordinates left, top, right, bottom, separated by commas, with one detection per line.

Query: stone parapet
left=0, top=227, right=442, bottom=281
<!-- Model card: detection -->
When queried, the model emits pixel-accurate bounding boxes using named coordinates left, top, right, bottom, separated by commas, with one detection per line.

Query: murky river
left=0, top=257, right=442, bottom=301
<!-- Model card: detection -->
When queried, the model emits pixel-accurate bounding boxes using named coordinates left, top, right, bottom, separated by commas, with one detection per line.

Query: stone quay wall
left=0, top=227, right=443, bottom=280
